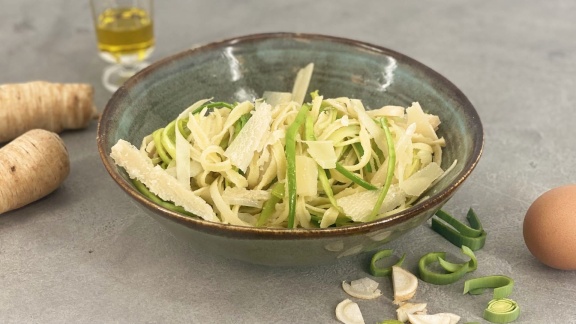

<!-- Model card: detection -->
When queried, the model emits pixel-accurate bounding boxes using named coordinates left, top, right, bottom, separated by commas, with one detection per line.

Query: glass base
left=102, top=61, right=149, bottom=93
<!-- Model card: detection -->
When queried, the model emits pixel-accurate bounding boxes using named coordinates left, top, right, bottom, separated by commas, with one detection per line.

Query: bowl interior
left=98, top=33, right=483, bottom=237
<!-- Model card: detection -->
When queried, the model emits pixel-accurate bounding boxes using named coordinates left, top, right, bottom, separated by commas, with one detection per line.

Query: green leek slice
left=437, top=245, right=478, bottom=273
left=484, top=298, right=520, bottom=323
left=432, top=208, right=487, bottom=251
left=418, top=251, right=470, bottom=285
left=463, top=275, right=514, bottom=299
left=369, top=249, right=406, bottom=277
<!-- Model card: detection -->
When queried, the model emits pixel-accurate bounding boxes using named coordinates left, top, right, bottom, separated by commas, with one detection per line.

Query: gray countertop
left=1, top=1, right=575, bottom=323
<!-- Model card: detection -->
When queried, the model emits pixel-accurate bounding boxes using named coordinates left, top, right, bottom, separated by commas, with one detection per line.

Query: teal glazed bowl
left=97, top=33, right=483, bottom=266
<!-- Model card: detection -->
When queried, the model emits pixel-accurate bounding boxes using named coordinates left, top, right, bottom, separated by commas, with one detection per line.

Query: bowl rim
left=97, top=32, right=484, bottom=239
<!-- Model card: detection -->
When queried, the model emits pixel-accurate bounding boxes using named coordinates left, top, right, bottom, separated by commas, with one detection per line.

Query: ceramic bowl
left=97, top=33, right=483, bottom=266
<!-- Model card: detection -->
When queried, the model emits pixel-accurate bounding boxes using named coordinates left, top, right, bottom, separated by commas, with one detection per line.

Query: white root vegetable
left=0, top=129, right=70, bottom=214
left=0, top=81, right=99, bottom=143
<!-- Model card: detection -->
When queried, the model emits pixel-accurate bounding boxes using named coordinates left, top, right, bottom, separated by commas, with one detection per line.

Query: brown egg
left=523, top=185, right=576, bottom=270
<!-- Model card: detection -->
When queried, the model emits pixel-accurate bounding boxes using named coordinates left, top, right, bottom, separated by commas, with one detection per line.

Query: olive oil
left=95, top=7, right=154, bottom=63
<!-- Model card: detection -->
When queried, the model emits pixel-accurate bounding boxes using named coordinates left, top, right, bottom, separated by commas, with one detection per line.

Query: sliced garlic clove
left=335, top=299, right=365, bottom=324
left=434, top=313, right=461, bottom=324
left=396, top=302, right=427, bottom=322
left=407, top=313, right=455, bottom=324
left=392, top=266, right=418, bottom=304
left=342, top=277, right=382, bottom=300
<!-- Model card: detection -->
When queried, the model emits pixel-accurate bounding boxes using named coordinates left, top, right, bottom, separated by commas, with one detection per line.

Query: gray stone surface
left=1, top=1, right=575, bottom=323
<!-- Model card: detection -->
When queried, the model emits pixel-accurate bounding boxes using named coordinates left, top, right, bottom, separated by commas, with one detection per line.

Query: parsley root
left=0, top=129, right=70, bottom=214
left=0, top=81, right=98, bottom=143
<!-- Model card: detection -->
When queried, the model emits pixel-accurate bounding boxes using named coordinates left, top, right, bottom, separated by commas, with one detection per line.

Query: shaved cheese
left=335, top=299, right=365, bottom=324
left=291, top=63, right=314, bottom=105
left=304, top=140, right=337, bottom=169
left=224, top=102, right=273, bottom=172
left=399, top=162, right=444, bottom=197
left=222, top=187, right=271, bottom=208
left=295, top=155, right=318, bottom=197
left=110, top=140, right=217, bottom=222
left=338, top=185, right=405, bottom=221
left=406, top=102, right=439, bottom=140
left=342, top=277, right=382, bottom=300
left=262, top=91, right=293, bottom=106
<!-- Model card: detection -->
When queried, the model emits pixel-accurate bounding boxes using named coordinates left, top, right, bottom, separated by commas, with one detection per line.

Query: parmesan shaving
left=224, top=102, right=273, bottom=172
left=295, top=155, right=318, bottom=197
left=291, top=63, right=314, bottom=105
left=110, top=140, right=217, bottom=222
left=304, top=140, right=337, bottom=169
left=399, top=162, right=444, bottom=197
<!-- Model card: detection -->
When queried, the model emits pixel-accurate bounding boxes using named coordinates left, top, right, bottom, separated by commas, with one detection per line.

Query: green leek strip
left=304, top=115, right=340, bottom=211
left=152, top=128, right=172, bottom=166
left=285, top=104, right=311, bottom=228
left=437, top=208, right=484, bottom=237
left=377, top=320, right=404, bottom=324
left=132, top=179, right=193, bottom=216
left=367, top=117, right=396, bottom=221
left=431, top=208, right=487, bottom=251
left=484, top=298, right=520, bottom=323
left=161, top=120, right=178, bottom=158
left=370, top=249, right=406, bottom=277
left=463, top=275, right=514, bottom=299
left=177, top=118, right=191, bottom=139
left=256, top=182, right=285, bottom=227
left=334, top=163, right=377, bottom=190
left=418, top=251, right=470, bottom=285
left=438, top=245, right=478, bottom=273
